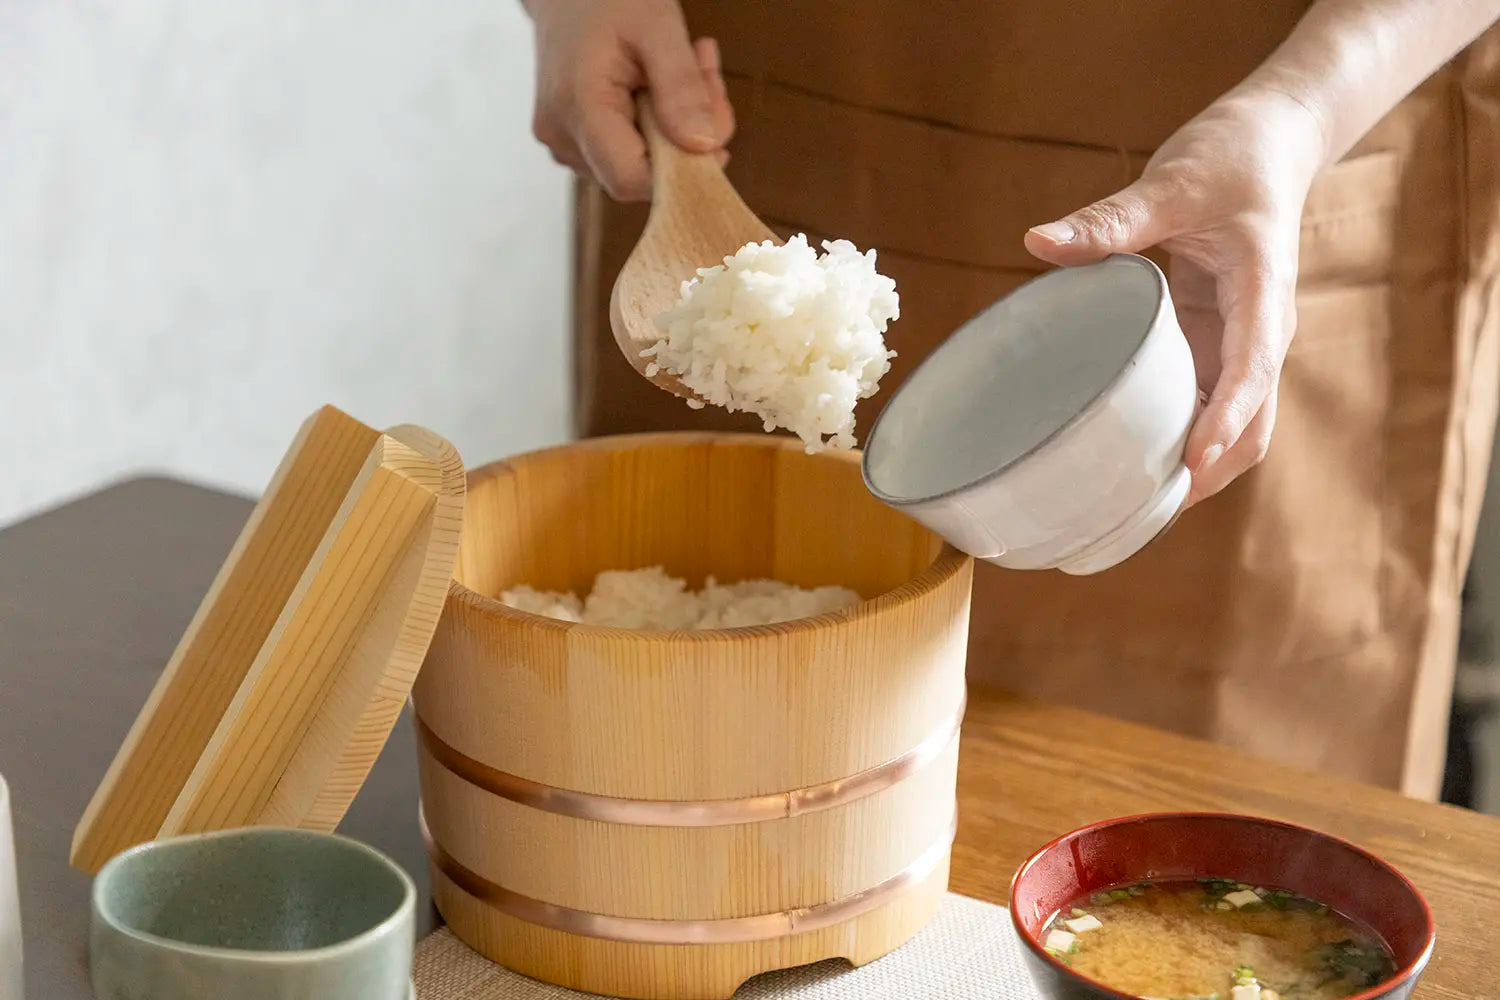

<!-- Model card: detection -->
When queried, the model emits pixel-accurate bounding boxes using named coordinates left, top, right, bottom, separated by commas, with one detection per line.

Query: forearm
left=1234, top=0, right=1500, bottom=167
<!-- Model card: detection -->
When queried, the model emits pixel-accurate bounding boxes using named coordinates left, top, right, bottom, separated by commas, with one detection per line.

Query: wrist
left=1220, top=82, right=1332, bottom=182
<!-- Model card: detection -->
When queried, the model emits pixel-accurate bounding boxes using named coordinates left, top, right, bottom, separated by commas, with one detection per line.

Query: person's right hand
left=526, top=0, right=735, bottom=202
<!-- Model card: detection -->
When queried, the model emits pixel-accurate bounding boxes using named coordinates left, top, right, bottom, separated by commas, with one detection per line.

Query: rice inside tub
left=501, top=567, right=861, bottom=630
left=643, top=234, right=899, bottom=453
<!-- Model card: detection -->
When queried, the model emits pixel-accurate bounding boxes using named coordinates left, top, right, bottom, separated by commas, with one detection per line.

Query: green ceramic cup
left=90, top=827, right=415, bottom=1000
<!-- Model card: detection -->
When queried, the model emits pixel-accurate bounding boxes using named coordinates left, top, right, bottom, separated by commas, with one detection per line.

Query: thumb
left=634, top=22, right=729, bottom=153
left=1024, top=181, right=1168, bottom=266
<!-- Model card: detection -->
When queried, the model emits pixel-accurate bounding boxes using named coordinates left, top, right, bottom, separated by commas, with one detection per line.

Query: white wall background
left=0, top=0, right=571, bottom=526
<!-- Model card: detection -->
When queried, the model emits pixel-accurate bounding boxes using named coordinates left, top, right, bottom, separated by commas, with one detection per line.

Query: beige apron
left=572, top=2, right=1500, bottom=800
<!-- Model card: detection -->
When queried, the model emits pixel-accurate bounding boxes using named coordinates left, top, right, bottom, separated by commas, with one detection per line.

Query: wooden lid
left=70, top=405, right=466, bottom=875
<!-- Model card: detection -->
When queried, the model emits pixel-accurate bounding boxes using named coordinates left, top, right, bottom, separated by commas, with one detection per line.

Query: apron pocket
left=1229, top=150, right=1401, bottom=662
left=1299, top=150, right=1401, bottom=287
left=1238, top=284, right=1390, bottom=662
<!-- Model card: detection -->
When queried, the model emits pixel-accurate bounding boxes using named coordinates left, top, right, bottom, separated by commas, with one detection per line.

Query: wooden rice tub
left=412, top=432, right=973, bottom=999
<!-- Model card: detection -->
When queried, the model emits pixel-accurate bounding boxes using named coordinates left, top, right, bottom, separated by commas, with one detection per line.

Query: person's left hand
left=1024, top=90, right=1328, bottom=506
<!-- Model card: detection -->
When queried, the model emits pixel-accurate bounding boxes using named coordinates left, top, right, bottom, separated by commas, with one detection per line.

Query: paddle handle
left=636, top=92, right=726, bottom=201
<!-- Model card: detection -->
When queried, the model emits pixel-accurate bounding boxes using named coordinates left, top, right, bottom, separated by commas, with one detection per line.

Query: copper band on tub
left=421, top=809, right=957, bottom=945
left=415, top=695, right=966, bottom=827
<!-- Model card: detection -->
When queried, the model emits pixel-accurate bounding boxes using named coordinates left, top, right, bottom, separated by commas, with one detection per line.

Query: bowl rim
left=862, top=252, right=1170, bottom=507
left=91, top=827, right=416, bottom=964
left=446, top=430, right=973, bottom=641
left=1006, top=810, right=1437, bottom=1000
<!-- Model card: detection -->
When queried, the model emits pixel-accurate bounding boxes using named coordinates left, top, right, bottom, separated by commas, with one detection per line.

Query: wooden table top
left=2, top=476, right=1497, bottom=998
left=952, top=696, right=1500, bottom=998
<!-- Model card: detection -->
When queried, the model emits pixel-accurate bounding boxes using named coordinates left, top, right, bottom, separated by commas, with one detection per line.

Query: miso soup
left=1039, top=878, right=1395, bottom=1000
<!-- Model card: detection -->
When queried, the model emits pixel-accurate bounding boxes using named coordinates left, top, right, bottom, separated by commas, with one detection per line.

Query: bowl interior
left=454, top=434, right=947, bottom=603
left=97, top=830, right=411, bottom=952
left=1011, top=814, right=1433, bottom=977
left=864, top=255, right=1163, bottom=502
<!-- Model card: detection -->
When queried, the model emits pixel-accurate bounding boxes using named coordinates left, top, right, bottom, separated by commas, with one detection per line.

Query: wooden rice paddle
left=608, top=93, right=780, bottom=400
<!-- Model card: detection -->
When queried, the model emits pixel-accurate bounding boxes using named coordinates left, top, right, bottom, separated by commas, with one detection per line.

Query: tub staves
left=412, top=432, right=973, bottom=1000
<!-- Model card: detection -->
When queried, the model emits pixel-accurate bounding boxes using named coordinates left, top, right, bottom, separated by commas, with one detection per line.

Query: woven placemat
left=413, top=893, right=1041, bottom=999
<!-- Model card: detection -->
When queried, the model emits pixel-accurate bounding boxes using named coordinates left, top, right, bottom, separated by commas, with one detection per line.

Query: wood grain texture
left=951, top=693, right=1500, bottom=1000
left=608, top=97, right=779, bottom=399
left=69, top=406, right=465, bottom=875
left=429, top=856, right=951, bottom=1000
left=261, top=423, right=466, bottom=831
left=413, top=432, right=973, bottom=997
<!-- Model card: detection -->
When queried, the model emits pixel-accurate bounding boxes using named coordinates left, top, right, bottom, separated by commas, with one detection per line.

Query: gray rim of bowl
left=92, top=827, right=416, bottom=963
left=862, top=252, right=1170, bottom=506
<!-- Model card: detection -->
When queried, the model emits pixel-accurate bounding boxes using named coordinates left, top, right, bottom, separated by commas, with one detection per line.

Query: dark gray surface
left=0, top=476, right=436, bottom=998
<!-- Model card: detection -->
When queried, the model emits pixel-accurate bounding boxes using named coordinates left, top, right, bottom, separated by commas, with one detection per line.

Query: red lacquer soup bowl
left=1008, top=813, right=1436, bottom=1000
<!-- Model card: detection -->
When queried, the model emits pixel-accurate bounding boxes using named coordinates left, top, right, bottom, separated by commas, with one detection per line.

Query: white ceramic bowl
left=0, top=775, right=20, bottom=1000
left=862, top=253, right=1197, bottom=575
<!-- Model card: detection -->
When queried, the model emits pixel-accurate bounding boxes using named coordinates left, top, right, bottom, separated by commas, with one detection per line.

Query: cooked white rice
left=643, top=234, right=899, bottom=452
left=500, top=566, right=861, bottom=630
